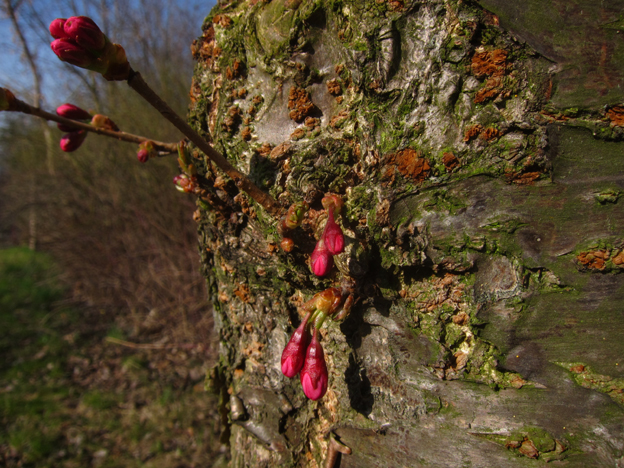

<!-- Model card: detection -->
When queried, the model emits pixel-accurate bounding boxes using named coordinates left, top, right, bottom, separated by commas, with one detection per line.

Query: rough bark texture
left=188, top=0, right=624, bottom=466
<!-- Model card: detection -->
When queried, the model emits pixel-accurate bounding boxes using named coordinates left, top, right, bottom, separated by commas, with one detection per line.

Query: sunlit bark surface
left=189, top=1, right=624, bottom=466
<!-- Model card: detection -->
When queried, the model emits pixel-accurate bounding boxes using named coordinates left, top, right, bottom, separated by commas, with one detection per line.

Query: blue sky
left=0, top=0, right=216, bottom=109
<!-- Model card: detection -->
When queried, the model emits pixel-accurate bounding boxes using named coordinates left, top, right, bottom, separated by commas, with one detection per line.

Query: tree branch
left=11, top=97, right=179, bottom=153
left=126, top=69, right=283, bottom=218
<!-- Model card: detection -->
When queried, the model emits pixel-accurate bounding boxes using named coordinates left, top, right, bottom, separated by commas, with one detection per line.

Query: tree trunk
left=189, top=0, right=624, bottom=466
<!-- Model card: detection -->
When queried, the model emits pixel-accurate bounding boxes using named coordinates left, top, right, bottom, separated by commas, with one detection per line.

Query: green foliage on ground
left=0, top=248, right=223, bottom=467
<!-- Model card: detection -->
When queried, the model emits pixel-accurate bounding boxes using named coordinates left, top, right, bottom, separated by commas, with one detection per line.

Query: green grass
left=0, top=247, right=222, bottom=467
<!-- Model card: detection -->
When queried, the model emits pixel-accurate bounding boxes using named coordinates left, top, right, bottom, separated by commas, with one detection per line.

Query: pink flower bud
left=51, top=38, right=94, bottom=68
left=59, top=131, right=87, bottom=152
left=281, top=315, right=311, bottom=378
left=49, top=18, right=68, bottom=39
left=322, top=209, right=344, bottom=255
left=137, top=149, right=150, bottom=163
left=56, top=103, right=91, bottom=121
left=300, top=330, right=328, bottom=400
left=63, top=16, right=106, bottom=52
left=310, top=238, right=333, bottom=277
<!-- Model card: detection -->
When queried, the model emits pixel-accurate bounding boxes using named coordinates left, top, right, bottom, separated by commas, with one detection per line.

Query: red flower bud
left=49, top=18, right=68, bottom=39
left=310, top=238, right=333, bottom=277
left=59, top=131, right=87, bottom=152
left=51, top=38, right=94, bottom=68
left=281, top=315, right=311, bottom=378
left=137, top=149, right=149, bottom=163
left=136, top=140, right=156, bottom=163
left=63, top=16, right=106, bottom=52
left=300, top=329, right=328, bottom=400
left=56, top=103, right=92, bottom=121
left=322, top=209, right=344, bottom=255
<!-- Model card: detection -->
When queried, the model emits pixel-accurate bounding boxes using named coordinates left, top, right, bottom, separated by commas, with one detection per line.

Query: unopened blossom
left=63, top=16, right=106, bottom=53
left=322, top=208, right=344, bottom=255
left=310, top=238, right=333, bottom=277
left=281, top=314, right=311, bottom=378
left=49, top=18, right=67, bottom=39
left=49, top=16, right=130, bottom=81
left=136, top=140, right=156, bottom=163
left=300, top=329, right=328, bottom=400
left=56, top=103, right=92, bottom=120
left=59, top=131, right=87, bottom=152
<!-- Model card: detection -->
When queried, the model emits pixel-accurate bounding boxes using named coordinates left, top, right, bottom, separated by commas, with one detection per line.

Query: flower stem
left=10, top=97, right=178, bottom=153
left=126, top=68, right=282, bottom=218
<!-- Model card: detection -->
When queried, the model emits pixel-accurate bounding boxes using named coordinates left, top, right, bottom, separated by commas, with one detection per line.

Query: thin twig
left=126, top=69, right=282, bottom=218
left=11, top=97, right=179, bottom=153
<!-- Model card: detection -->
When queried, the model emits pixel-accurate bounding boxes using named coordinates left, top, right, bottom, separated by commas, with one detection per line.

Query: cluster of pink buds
left=281, top=287, right=352, bottom=400
left=137, top=140, right=156, bottom=163
left=310, top=194, right=345, bottom=276
left=279, top=201, right=309, bottom=252
left=55, top=103, right=119, bottom=152
left=49, top=16, right=130, bottom=81
left=56, top=103, right=90, bottom=152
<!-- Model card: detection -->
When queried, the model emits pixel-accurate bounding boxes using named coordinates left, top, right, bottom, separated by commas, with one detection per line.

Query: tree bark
left=190, top=0, right=624, bottom=466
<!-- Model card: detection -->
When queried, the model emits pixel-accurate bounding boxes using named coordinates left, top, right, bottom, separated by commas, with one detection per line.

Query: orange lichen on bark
left=386, top=148, right=431, bottom=182
left=329, top=109, right=350, bottom=128
left=471, top=49, right=508, bottom=78
left=233, top=284, right=251, bottom=302
left=505, top=170, right=540, bottom=185
left=225, top=59, right=244, bottom=80
left=442, top=152, right=460, bottom=172
left=612, top=250, right=624, bottom=266
left=212, top=14, right=233, bottom=28
left=463, top=124, right=483, bottom=142
left=269, top=142, right=292, bottom=160
left=480, top=127, right=501, bottom=141
left=190, top=25, right=221, bottom=67
left=290, top=128, right=306, bottom=140
left=257, top=143, right=272, bottom=156
left=577, top=249, right=609, bottom=270
left=288, top=87, right=314, bottom=122
left=474, top=76, right=511, bottom=103
left=241, top=126, right=252, bottom=141
left=606, top=106, right=624, bottom=127
left=326, top=78, right=342, bottom=96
